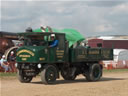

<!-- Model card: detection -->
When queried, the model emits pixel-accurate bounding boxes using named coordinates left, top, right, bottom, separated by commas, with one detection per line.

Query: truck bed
left=70, top=47, right=113, bottom=62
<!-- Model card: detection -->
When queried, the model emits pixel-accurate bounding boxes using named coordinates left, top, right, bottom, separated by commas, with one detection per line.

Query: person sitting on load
left=85, top=43, right=90, bottom=48
left=26, top=27, right=33, bottom=32
left=40, top=25, right=46, bottom=32
left=49, top=34, right=59, bottom=48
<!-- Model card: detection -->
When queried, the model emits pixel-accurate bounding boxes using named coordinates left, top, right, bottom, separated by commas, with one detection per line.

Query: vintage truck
left=16, top=32, right=113, bottom=84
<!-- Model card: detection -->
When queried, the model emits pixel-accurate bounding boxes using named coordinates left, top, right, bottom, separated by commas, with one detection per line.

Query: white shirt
left=0, top=58, right=7, bottom=66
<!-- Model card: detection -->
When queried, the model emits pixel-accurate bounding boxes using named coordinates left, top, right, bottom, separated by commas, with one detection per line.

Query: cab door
left=55, top=34, right=66, bottom=62
left=47, top=34, right=66, bottom=63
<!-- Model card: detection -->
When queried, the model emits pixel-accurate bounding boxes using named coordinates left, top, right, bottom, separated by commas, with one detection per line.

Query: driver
left=49, top=34, right=59, bottom=48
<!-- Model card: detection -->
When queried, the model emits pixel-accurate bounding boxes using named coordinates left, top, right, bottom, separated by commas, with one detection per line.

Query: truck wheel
left=61, top=67, right=76, bottom=80
left=85, top=64, right=102, bottom=81
left=17, top=70, right=33, bottom=83
left=41, top=65, right=57, bottom=84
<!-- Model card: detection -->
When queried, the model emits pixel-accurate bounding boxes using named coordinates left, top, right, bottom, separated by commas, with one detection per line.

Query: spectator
left=0, top=55, right=12, bottom=73
left=0, top=55, right=1, bottom=66
left=0, top=53, right=2, bottom=59
left=0, top=59, right=1, bottom=66
left=9, top=51, right=16, bottom=61
left=9, top=51, right=16, bottom=72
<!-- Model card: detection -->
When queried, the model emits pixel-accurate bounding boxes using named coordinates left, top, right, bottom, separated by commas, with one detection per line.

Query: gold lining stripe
left=56, top=53, right=64, bottom=55
left=89, top=51, right=99, bottom=54
left=22, top=58, right=27, bottom=61
left=39, top=58, right=45, bottom=60
left=19, top=55, right=31, bottom=57
left=56, top=50, right=64, bottom=52
left=57, top=56, right=63, bottom=58
left=17, top=50, right=34, bottom=56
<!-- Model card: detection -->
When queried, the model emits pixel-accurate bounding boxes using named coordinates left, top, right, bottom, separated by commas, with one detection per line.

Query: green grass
left=0, top=72, right=17, bottom=77
left=103, top=69, right=128, bottom=73
left=0, top=69, right=128, bottom=77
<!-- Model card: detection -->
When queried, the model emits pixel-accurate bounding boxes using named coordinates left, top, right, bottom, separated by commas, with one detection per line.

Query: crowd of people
left=0, top=51, right=16, bottom=73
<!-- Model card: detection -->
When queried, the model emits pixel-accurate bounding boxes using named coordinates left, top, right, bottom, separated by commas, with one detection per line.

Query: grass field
left=0, top=69, right=128, bottom=77
left=0, top=72, right=17, bottom=77
left=103, top=68, right=128, bottom=73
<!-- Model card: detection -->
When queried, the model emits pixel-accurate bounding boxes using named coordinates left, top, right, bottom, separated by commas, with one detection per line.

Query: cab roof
left=18, top=32, right=65, bottom=37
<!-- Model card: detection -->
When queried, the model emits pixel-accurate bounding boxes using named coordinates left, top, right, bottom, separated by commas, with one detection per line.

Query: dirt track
left=1, top=72, right=128, bottom=96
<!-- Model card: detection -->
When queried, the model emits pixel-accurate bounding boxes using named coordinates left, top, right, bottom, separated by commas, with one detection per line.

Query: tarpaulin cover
left=33, top=28, right=85, bottom=47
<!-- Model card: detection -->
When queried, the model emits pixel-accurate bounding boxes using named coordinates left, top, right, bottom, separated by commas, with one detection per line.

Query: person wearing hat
left=9, top=51, right=16, bottom=62
left=49, top=34, right=59, bottom=48
left=26, top=27, right=33, bottom=32
left=0, top=55, right=12, bottom=73
left=9, top=51, right=16, bottom=72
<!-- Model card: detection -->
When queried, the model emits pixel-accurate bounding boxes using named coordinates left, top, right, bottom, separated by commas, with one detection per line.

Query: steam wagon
left=16, top=32, right=113, bottom=84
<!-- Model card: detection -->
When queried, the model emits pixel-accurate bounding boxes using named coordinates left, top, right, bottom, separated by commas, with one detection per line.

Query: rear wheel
left=85, top=64, right=102, bottom=81
left=41, top=65, right=57, bottom=84
left=17, top=70, right=33, bottom=83
left=61, top=67, right=77, bottom=80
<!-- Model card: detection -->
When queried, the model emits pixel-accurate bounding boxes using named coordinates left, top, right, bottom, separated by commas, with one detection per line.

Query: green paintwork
left=16, top=32, right=113, bottom=64
left=16, top=46, right=48, bottom=63
left=16, top=32, right=66, bottom=63
left=70, top=47, right=113, bottom=62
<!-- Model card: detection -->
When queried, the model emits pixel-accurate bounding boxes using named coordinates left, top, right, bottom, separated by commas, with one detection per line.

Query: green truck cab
left=16, top=32, right=113, bottom=84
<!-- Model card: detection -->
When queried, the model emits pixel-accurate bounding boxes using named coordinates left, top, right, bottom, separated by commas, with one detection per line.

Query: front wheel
left=85, top=64, right=102, bottom=82
left=17, top=70, right=33, bottom=83
left=41, top=65, right=58, bottom=84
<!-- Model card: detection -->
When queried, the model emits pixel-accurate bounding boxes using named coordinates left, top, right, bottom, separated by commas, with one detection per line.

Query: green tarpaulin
left=33, top=28, right=85, bottom=47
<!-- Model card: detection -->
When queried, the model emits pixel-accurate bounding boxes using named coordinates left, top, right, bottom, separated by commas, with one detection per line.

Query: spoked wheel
left=61, top=67, right=77, bottom=80
left=41, top=65, right=58, bottom=84
left=85, top=64, right=102, bottom=82
left=17, top=70, right=33, bottom=83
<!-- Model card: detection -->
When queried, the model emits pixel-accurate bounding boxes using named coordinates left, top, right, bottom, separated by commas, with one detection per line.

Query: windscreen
left=25, top=35, right=47, bottom=46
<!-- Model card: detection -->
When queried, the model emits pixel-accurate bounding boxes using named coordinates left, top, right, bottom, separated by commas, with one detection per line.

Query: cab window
left=25, top=35, right=48, bottom=46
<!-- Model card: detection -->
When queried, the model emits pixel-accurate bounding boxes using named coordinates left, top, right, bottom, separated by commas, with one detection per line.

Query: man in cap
left=9, top=51, right=16, bottom=72
left=26, top=27, right=33, bottom=32
left=0, top=55, right=12, bottom=73
left=49, top=34, right=59, bottom=48
left=9, top=51, right=15, bottom=61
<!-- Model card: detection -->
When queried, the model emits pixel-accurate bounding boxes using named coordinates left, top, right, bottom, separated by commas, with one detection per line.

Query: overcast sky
left=1, top=0, right=128, bottom=37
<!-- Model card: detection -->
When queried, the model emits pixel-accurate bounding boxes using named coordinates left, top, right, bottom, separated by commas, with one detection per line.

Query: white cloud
left=1, top=1, right=128, bottom=37
left=95, top=23, right=113, bottom=32
left=110, top=3, right=128, bottom=14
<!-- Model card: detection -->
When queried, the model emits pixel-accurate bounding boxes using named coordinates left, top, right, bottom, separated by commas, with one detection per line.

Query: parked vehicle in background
left=102, top=49, right=128, bottom=69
